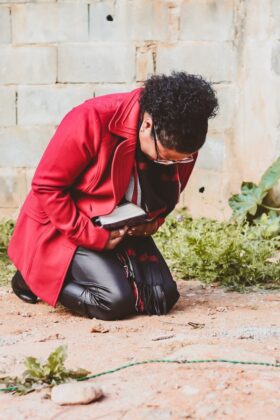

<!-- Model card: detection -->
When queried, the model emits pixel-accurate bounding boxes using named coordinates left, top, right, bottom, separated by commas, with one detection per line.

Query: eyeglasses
left=152, top=125, right=195, bottom=165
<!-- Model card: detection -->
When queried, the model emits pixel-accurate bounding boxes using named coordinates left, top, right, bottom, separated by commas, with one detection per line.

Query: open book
left=94, top=202, right=149, bottom=230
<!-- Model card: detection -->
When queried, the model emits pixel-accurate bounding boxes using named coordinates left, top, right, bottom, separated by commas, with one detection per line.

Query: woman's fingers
left=104, top=226, right=128, bottom=250
left=127, top=220, right=159, bottom=237
left=110, top=227, right=128, bottom=239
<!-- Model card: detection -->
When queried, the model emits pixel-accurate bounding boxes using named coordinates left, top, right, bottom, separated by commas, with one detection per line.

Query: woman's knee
left=59, top=280, right=136, bottom=321
left=86, top=286, right=136, bottom=321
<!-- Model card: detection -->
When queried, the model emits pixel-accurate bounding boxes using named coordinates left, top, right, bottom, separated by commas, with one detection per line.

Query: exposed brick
left=0, top=126, right=55, bottom=167
left=0, top=87, right=16, bottom=126
left=58, top=43, right=135, bottom=83
left=12, top=3, right=88, bottom=44
left=136, top=45, right=155, bottom=82
left=157, top=42, right=236, bottom=82
left=0, top=46, right=56, bottom=84
left=18, top=85, right=95, bottom=125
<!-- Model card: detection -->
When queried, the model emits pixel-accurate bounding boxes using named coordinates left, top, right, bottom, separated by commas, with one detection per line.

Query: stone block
left=12, top=3, right=88, bottom=44
left=58, top=43, right=135, bottom=83
left=94, top=84, right=134, bottom=97
left=0, top=87, right=16, bottom=126
left=209, top=85, right=237, bottom=132
left=157, top=42, right=236, bottom=83
left=271, top=42, right=280, bottom=76
left=271, top=0, right=280, bottom=39
left=25, top=168, right=36, bottom=192
left=0, top=6, right=11, bottom=43
left=195, top=136, right=226, bottom=172
left=0, top=126, right=55, bottom=167
left=179, top=168, right=232, bottom=220
left=243, top=0, right=271, bottom=41
left=136, top=46, right=155, bottom=82
left=0, top=46, right=56, bottom=84
left=0, top=1, right=55, bottom=3
left=0, top=207, right=20, bottom=220
left=0, top=167, right=27, bottom=208
left=180, top=0, right=234, bottom=41
left=18, top=85, right=95, bottom=125
left=89, top=0, right=170, bottom=42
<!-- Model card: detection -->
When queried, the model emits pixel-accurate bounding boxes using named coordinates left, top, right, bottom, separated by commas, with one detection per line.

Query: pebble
left=51, top=382, right=103, bottom=405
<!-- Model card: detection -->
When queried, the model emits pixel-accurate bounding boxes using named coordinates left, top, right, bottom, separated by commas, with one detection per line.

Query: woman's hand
left=104, top=226, right=129, bottom=250
left=127, top=219, right=159, bottom=237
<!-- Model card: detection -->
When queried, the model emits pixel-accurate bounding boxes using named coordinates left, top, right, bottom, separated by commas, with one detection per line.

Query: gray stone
left=180, top=0, right=234, bottom=41
left=210, top=85, right=237, bottom=131
left=58, top=43, right=135, bottom=83
left=51, top=382, right=103, bottom=405
left=12, top=3, right=88, bottom=43
left=271, top=42, right=280, bottom=76
left=0, top=168, right=27, bottom=208
left=157, top=42, right=236, bottom=82
left=18, top=85, right=94, bottom=125
left=0, top=87, right=16, bottom=126
left=196, top=136, right=226, bottom=171
left=89, top=0, right=169, bottom=42
left=0, top=126, right=54, bottom=167
left=179, top=168, right=232, bottom=220
left=271, top=0, right=280, bottom=39
left=0, top=46, right=56, bottom=84
left=0, top=6, right=11, bottom=43
left=94, top=84, right=132, bottom=97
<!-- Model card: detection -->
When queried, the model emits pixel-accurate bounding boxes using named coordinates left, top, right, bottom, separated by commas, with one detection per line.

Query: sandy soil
left=0, top=280, right=279, bottom=420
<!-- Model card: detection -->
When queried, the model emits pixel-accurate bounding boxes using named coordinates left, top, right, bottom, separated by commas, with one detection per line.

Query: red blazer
left=8, top=88, right=197, bottom=307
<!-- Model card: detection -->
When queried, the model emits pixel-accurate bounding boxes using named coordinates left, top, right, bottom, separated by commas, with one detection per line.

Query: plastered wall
left=0, top=0, right=280, bottom=220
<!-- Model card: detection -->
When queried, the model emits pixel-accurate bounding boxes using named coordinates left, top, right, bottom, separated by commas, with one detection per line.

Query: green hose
left=1, top=357, right=279, bottom=393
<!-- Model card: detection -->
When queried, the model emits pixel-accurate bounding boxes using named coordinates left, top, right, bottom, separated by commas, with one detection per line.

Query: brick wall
left=0, top=0, right=280, bottom=220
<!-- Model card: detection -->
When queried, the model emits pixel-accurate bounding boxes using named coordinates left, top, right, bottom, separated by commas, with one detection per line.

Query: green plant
left=155, top=213, right=280, bottom=291
left=0, top=219, right=15, bottom=286
left=1, top=345, right=90, bottom=395
left=229, top=156, right=280, bottom=222
left=0, top=219, right=14, bottom=254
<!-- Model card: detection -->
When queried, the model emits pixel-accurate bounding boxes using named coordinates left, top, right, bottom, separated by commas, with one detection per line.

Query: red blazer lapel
left=109, top=88, right=143, bottom=204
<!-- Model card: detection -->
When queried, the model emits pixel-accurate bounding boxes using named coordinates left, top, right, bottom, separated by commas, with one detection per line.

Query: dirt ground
left=0, top=279, right=279, bottom=420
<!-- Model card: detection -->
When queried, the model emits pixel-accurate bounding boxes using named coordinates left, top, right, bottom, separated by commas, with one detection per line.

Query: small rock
left=207, top=308, right=216, bottom=316
left=215, top=306, right=227, bottom=312
left=51, top=382, right=103, bottom=405
left=90, top=322, right=110, bottom=333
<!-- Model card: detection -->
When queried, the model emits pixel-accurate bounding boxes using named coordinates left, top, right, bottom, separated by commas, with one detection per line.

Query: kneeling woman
left=8, top=72, right=218, bottom=320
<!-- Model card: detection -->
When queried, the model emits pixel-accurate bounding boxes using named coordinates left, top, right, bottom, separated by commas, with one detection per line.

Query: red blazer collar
left=108, top=88, right=143, bottom=138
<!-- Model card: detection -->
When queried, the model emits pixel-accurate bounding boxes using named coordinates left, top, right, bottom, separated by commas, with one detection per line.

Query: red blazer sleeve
left=31, top=105, right=110, bottom=251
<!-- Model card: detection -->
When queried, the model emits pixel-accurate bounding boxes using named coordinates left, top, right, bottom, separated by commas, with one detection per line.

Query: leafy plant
left=0, top=345, right=90, bottom=395
left=0, top=219, right=15, bottom=286
left=155, top=213, right=280, bottom=291
left=0, top=219, right=14, bottom=254
left=229, top=157, right=280, bottom=222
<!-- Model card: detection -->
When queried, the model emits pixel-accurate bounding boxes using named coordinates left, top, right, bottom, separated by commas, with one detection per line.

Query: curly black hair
left=139, top=71, right=218, bottom=153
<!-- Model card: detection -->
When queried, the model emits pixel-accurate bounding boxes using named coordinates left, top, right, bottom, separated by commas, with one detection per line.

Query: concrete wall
left=0, top=0, right=280, bottom=220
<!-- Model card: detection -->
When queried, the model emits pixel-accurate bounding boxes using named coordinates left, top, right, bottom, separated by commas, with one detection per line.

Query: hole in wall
left=199, top=187, right=205, bottom=193
left=106, top=15, right=114, bottom=21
